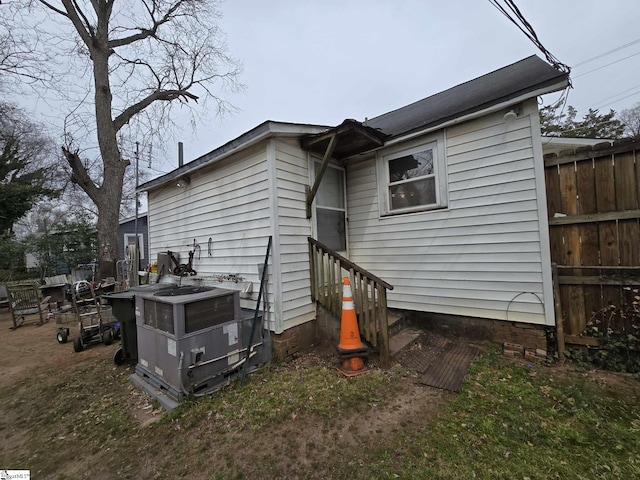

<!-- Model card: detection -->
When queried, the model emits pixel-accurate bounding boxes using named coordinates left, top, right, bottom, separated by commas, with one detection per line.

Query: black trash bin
left=104, top=283, right=176, bottom=365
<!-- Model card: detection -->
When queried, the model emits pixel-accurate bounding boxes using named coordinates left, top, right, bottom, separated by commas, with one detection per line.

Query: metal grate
left=143, top=298, right=156, bottom=328
left=184, top=295, right=235, bottom=334
left=155, top=302, right=175, bottom=334
left=418, top=343, right=481, bottom=392
left=144, top=299, right=175, bottom=334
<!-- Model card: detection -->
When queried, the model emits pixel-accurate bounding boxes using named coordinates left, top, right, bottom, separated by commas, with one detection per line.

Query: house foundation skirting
left=406, top=311, right=551, bottom=353
left=315, top=304, right=341, bottom=346
left=272, top=320, right=317, bottom=361
left=281, top=307, right=553, bottom=362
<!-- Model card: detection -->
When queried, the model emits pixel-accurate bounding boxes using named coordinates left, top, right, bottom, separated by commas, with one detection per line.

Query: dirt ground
left=0, top=310, right=117, bottom=382
left=0, top=308, right=452, bottom=478
left=0, top=309, right=162, bottom=427
left=2, top=308, right=638, bottom=479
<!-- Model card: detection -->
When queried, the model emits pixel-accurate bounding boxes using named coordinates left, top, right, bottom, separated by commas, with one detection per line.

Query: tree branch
left=36, top=0, right=69, bottom=18
left=62, top=146, right=100, bottom=203
left=108, top=0, right=184, bottom=49
left=37, top=0, right=93, bottom=51
left=113, top=89, right=198, bottom=132
left=72, top=0, right=97, bottom=39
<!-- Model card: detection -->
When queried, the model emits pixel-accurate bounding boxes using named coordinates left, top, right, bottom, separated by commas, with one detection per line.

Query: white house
left=137, top=55, right=570, bottom=357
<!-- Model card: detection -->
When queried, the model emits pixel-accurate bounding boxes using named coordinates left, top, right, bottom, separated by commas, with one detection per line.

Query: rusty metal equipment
left=163, top=249, right=197, bottom=277
left=55, top=280, right=119, bottom=351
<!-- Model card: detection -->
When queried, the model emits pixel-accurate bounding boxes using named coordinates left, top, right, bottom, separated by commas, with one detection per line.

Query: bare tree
left=619, top=103, right=640, bottom=139
left=0, top=2, right=57, bottom=90
left=27, top=0, right=242, bottom=278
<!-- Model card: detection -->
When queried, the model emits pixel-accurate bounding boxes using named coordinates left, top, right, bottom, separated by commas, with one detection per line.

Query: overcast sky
left=13, top=1, right=638, bottom=178
left=160, top=0, right=639, bottom=173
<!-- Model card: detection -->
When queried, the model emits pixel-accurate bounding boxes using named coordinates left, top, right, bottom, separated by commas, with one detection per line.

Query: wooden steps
left=387, top=310, right=421, bottom=359
left=389, top=328, right=422, bottom=358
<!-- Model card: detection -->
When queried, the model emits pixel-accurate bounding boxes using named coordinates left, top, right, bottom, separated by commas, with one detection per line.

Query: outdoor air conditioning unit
left=133, top=285, right=257, bottom=403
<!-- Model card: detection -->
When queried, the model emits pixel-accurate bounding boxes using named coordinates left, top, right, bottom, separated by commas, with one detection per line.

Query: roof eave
left=138, top=121, right=329, bottom=192
left=300, top=119, right=389, bottom=159
left=345, top=77, right=569, bottom=159
left=384, top=76, right=569, bottom=141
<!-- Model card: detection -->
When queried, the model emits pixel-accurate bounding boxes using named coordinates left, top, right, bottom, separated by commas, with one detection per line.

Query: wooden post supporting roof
left=306, top=133, right=337, bottom=218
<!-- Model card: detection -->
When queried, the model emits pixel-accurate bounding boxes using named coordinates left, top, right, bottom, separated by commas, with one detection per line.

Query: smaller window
left=379, top=138, right=446, bottom=215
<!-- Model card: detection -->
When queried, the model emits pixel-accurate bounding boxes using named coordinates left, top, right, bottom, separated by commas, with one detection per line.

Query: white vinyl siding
left=273, top=139, right=315, bottom=332
left=346, top=99, right=552, bottom=325
left=147, top=142, right=277, bottom=329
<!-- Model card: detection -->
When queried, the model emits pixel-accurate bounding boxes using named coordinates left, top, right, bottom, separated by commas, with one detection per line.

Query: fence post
left=377, top=285, right=390, bottom=368
left=552, top=263, right=566, bottom=363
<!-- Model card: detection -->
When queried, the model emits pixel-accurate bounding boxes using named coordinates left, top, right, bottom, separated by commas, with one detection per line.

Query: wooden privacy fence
left=544, top=139, right=640, bottom=338
left=308, top=237, right=394, bottom=367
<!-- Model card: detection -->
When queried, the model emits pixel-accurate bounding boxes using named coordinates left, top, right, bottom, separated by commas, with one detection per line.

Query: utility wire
left=572, top=37, right=640, bottom=68
left=489, top=0, right=573, bottom=121
left=543, top=88, right=640, bottom=130
left=573, top=51, right=640, bottom=79
left=584, top=91, right=640, bottom=114
left=590, top=84, right=640, bottom=110
left=488, top=0, right=571, bottom=77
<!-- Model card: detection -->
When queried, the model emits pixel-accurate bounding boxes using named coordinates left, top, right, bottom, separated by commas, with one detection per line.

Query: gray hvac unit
left=134, top=285, right=248, bottom=401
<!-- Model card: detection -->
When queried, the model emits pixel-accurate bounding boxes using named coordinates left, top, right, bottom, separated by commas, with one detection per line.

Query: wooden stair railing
left=308, top=237, right=394, bottom=368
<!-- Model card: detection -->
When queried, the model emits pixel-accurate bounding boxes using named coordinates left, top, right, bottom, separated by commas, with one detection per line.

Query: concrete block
left=503, top=349, right=522, bottom=357
left=503, top=342, right=524, bottom=354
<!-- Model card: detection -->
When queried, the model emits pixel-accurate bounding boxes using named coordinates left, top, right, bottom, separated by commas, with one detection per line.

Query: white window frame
left=377, top=133, right=447, bottom=216
left=124, top=233, right=144, bottom=260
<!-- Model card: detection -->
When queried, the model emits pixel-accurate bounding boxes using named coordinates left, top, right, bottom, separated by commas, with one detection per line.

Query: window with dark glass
left=388, top=147, right=437, bottom=211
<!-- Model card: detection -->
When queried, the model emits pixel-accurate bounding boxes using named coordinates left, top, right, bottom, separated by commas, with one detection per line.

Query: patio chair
left=7, top=281, right=51, bottom=330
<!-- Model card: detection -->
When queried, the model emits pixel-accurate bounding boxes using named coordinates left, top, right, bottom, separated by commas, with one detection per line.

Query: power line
left=572, top=37, right=640, bottom=68
left=573, top=51, right=640, bottom=79
left=590, top=85, right=640, bottom=110
left=591, top=84, right=640, bottom=107
left=593, top=91, right=640, bottom=112
left=488, top=0, right=571, bottom=76
left=489, top=0, right=572, bottom=116
left=546, top=88, right=639, bottom=124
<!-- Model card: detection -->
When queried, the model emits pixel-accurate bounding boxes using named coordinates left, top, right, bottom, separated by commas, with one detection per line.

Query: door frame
left=310, top=155, right=349, bottom=257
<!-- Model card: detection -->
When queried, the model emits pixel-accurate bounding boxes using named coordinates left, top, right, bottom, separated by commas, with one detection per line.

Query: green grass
left=335, top=355, right=640, bottom=479
left=166, top=363, right=407, bottom=432
left=0, top=351, right=638, bottom=479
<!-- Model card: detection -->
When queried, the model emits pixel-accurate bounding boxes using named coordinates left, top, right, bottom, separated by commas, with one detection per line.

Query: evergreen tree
left=0, top=103, right=59, bottom=236
left=540, top=104, right=625, bottom=139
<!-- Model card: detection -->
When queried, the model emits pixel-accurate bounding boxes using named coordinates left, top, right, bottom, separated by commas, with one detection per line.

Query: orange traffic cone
left=337, top=276, right=369, bottom=377
left=338, top=277, right=365, bottom=351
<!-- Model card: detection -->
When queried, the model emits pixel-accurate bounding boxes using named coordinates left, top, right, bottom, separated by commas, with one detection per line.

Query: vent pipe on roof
left=178, top=142, right=184, bottom=168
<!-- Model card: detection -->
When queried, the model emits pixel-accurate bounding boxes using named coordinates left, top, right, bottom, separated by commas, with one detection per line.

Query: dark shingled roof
left=142, top=56, right=570, bottom=189
left=366, top=55, right=569, bottom=139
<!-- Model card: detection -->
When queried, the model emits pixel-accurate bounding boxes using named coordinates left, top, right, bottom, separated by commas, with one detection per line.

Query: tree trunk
left=93, top=54, right=128, bottom=280
left=65, top=6, right=129, bottom=282
left=95, top=191, right=120, bottom=280
left=37, top=0, right=240, bottom=283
